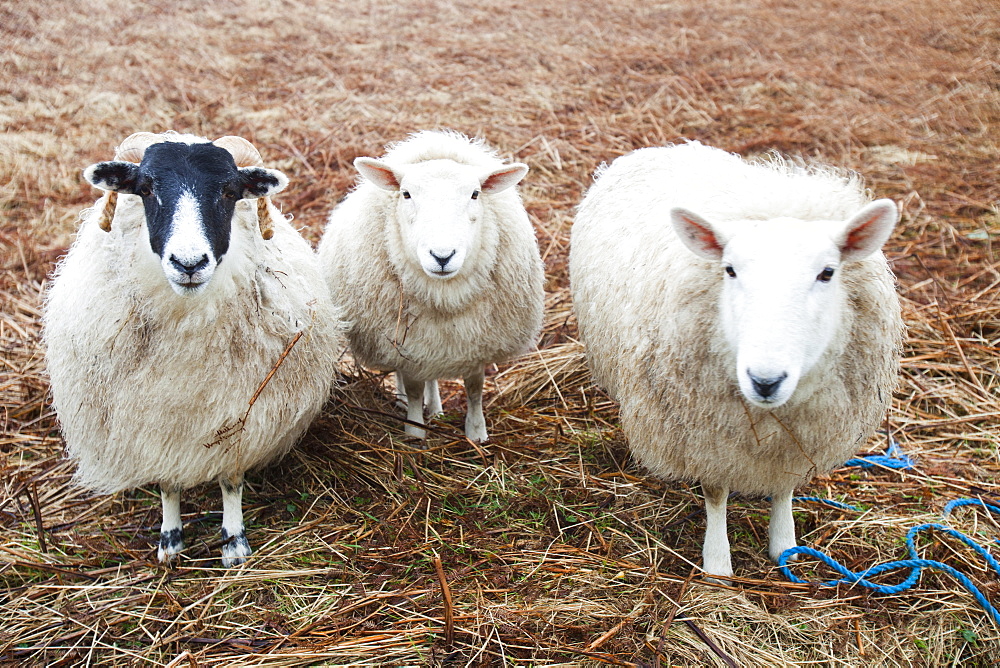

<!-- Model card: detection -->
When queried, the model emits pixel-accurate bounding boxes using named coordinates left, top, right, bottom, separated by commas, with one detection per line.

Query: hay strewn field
left=2, top=0, right=999, bottom=665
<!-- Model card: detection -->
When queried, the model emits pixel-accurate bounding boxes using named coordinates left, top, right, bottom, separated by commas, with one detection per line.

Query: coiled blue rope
left=779, top=499, right=1000, bottom=625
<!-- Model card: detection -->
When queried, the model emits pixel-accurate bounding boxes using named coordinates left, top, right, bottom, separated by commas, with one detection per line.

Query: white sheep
left=318, top=130, right=544, bottom=442
left=43, top=132, right=344, bottom=567
left=570, top=141, right=903, bottom=577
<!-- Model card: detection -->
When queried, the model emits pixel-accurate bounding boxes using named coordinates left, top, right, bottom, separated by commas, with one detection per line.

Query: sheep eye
left=137, top=184, right=152, bottom=198
left=817, top=267, right=835, bottom=282
left=223, top=190, right=238, bottom=200
left=471, top=190, right=480, bottom=200
left=725, top=265, right=736, bottom=278
left=401, top=190, right=411, bottom=199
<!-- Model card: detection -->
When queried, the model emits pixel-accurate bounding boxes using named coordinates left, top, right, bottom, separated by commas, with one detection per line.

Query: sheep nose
left=429, top=249, right=456, bottom=269
left=749, top=372, right=787, bottom=399
left=170, top=254, right=209, bottom=276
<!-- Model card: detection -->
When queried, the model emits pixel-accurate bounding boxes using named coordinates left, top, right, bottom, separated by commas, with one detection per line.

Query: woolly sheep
left=318, top=130, right=544, bottom=442
left=570, top=141, right=903, bottom=577
left=43, top=132, right=344, bottom=567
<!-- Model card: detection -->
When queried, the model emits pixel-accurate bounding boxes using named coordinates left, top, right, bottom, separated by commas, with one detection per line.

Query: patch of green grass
left=960, top=628, right=979, bottom=644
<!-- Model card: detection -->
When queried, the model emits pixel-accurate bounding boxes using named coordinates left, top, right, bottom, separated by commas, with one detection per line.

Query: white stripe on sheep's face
left=671, top=199, right=898, bottom=409
left=84, top=142, right=287, bottom=296
left=355, top=157, right=528, bottom=280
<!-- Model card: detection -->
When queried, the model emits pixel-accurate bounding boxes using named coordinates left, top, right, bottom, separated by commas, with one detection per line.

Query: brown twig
left=681, top=619, right=739, bottom=668
left=433, top=554, right=454, bottom=648
left=26, top=483, right=46, bottom=554
left=203, top=329, right=304, bottom=449
left=654, top=567, right=698, bottom=667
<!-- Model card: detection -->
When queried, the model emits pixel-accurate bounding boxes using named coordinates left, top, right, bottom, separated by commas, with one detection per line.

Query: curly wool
left=44, top=192, right=345, bottom=494
left=571, top=141, right=903, bottom=496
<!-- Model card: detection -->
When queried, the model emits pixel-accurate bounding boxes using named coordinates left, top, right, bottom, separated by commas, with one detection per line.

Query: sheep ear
left=671, top=207, right=725, bottom=260
left=84, top=161, right=140, bottom=194
left=355, top=157, right=402, bottom=191
left=240, top=167, right=288, bottom=199
left=836, top=199, right=898, bottom=262
left=480, top=163, right=529, bottom=194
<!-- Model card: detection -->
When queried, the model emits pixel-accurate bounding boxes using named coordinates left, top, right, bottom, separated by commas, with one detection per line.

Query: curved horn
left=213, top=135, right=263, bottom=167
left=114, top=131, right=164, bottom=163
left=97, top=191, right=117, bottom=233
left=99, top=131, right=162, bottom=231
left=214, top=136, right=276, bottom=240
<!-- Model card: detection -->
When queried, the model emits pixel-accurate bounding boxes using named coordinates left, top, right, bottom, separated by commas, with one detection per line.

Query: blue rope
left=943, top=498, right=1000, bottom=521
left=783, top=440, right=911, bottom=511
left=842, top=438, right=914, bottom=470
left=779, top=500, right=1000, bottom=625
left=792, top=496, right=861, bottom=512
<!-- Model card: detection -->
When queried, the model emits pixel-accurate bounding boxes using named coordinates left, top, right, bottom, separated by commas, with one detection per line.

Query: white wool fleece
left=571, top=141, right=903, bottom=497
left=44, top=194, right=345, bottom=493
left=318, top=130, right=544, bottom=384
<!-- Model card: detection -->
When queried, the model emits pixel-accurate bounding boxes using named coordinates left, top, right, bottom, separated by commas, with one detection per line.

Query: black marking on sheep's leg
left=159, top=528, right=184, bottom=558
left=157, top=485, right=184, bottom=563
left=220, top=475, right=252, bottom=567
left=220, top=527, right=252, bottom=564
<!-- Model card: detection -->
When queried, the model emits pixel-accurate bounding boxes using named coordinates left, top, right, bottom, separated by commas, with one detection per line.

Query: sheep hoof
left=221, top=529, right=252, bottom=567
left=702, top=556, right=734, bottom=582
left=702, top=571, right=734, bottom=585
left=157, top=528, right=184, bottom=563
left=404, top=424, right=427, bottom=440
left=770, top=545, right=800, bottom=563
left=465, top=419, right=488, bottom=444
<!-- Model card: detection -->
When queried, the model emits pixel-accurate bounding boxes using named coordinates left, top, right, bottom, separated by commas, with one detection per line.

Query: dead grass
left=2, top=0, right=1000, bottom=665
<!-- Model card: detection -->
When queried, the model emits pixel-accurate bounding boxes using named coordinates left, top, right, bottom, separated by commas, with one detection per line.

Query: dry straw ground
left=2, top=0, right=999, bottom=665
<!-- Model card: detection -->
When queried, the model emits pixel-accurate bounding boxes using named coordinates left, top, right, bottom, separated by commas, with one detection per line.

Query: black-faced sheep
left=44, top=132, right=344, bottom=566
left=318, top=130, right=544, bottom=443
left=570, top=141, right=903, bottom=577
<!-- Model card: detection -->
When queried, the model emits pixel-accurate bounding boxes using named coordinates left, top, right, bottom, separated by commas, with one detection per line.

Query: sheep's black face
left=134, top=143, right=242, bottom=289
left=85, top=141, right=286, bottom=296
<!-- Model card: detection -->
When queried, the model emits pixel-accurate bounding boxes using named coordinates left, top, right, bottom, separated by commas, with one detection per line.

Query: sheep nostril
left=170, top=254, right=209, bottom=275
left=429, top=250, right=456, bottom=269
left=749, top=372, right=787, bottom=399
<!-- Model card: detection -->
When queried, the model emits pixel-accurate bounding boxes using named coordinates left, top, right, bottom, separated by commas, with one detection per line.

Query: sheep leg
left=398, top=372, right=426, bottom=439
left=157, top=485, right=184, bottom=563
left=464, top=369, right=488, bottom=443
left=220, top=474, right=252, bottom=567
left=702, top=484, right=733, bottom=578
left=768, top=488, right=797, bottom=562
left=424, top=380, right=443, bottom=417
left=394, top=371, right=408, bottom=410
